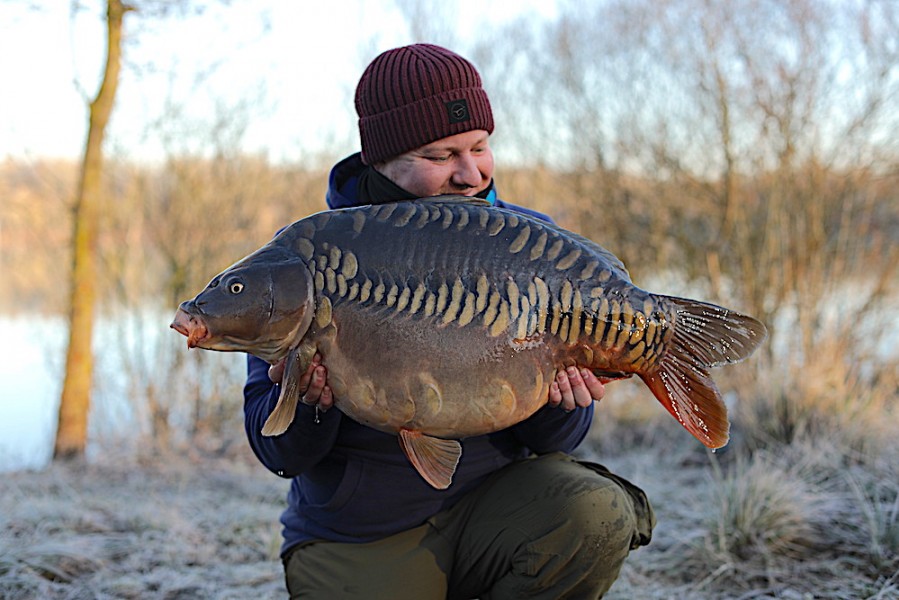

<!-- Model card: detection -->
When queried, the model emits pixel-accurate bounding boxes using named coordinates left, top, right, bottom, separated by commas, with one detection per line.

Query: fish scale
left=171, top=196, right=767, bottom=490
left=311, top=201, right=629, bottom=343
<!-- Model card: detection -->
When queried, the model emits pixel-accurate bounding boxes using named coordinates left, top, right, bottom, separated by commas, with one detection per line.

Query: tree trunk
left=54, top=0, right=130, bottom=461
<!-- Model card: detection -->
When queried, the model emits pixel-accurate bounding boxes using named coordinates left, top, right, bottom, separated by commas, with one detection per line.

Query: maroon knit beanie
left=355, top=43, right=494, bottom=165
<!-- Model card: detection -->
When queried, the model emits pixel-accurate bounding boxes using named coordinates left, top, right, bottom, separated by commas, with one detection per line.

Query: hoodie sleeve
left=509, top=403, right=594, bottom=455
left=243, top=354, right=342, bottom=477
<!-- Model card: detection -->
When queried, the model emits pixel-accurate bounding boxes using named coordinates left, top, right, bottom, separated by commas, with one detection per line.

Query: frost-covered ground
left=0, top=453, right=288, bottom=599
left=1, top=440, right=896, bottom=600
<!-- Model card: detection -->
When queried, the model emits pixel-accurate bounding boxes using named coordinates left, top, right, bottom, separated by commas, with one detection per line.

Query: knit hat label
left=445, top=99, right=470, bottom=124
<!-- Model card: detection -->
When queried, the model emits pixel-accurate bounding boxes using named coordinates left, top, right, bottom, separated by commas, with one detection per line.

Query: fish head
left=171, top=244, right=314, bottom=362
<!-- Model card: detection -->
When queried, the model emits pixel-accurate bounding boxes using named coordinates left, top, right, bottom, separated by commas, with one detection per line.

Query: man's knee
left=494, top=457, right=652, bottom=598
left=562, top=476, right=642, bottom=564
left=492, top=454, right=653, bottom=552
left=480, top=478, right=641, bottom=598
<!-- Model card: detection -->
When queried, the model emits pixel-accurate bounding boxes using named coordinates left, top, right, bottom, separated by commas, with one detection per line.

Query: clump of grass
left=616, top=433, right=899, bottom=599
left=593, top=432, right=899, bottom=600
left=632, top=449, right=831, bottom=598
left=705, top=452, right=822, bottom=561
left=842, top=470, right=899, bottom=577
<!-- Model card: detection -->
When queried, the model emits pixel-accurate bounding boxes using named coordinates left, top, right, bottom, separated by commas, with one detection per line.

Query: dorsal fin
left=423, top=195, right=491, bottom=206
left=398, top=429, right=462, bottom=490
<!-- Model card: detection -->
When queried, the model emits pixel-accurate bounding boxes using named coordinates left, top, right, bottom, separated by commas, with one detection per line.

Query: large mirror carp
left=172, top=197, right=767, bottom=489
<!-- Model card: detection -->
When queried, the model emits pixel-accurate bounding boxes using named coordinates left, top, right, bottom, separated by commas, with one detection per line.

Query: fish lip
left=170, top=308, right=209, bottom=349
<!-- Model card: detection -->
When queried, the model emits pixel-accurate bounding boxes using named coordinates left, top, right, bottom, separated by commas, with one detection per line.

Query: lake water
left=0, top=313, right=245, bottom=472
left=0, top=316, right=65, bottom=470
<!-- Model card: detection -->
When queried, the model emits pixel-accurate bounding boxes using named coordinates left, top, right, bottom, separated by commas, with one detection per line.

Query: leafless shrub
left=97, top=151, right=327, bottom=455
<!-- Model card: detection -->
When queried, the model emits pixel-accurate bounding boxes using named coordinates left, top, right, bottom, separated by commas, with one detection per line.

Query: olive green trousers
left=283, top=453, right=654, bottom=600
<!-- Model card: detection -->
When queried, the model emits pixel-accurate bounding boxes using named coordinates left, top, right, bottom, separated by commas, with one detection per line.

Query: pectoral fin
left=261, top=347, right=307, bottom=436
left=398, top=429, right=462, bottom=490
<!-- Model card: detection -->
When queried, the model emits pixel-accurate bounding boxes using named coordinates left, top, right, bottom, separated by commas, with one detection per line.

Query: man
left=244, top=43, right=654, bottom=599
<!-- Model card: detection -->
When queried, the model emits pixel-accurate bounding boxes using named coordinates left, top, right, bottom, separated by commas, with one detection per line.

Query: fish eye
left=229, top=281, right=245, bottom=294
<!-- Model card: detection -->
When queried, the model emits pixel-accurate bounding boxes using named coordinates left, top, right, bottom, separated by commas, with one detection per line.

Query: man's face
left=376, top=130, right=494, bottom=197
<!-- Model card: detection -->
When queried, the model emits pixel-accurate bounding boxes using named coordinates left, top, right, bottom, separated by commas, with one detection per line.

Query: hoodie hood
left=323, top=152, right=551, bottom=223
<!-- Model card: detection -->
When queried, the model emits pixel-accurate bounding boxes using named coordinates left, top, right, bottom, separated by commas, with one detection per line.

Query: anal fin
left=398, top=429, right=462, bottom=490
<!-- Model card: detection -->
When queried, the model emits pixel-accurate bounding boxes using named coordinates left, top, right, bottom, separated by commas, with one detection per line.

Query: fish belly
left=309, top=303, right=556, bottom=439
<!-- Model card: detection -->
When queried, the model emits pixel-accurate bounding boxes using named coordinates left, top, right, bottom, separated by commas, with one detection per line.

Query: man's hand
left=268, top=353, right=334, bottom=412
left=548, top=367, right=605, bottom=412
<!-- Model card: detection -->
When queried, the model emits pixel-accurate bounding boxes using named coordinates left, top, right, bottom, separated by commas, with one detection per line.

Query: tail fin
left=641, top=298, right=767, bottom=448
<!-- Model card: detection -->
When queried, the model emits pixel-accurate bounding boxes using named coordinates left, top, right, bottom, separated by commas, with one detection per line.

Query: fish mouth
left=170, top=308, right=209, bottom=349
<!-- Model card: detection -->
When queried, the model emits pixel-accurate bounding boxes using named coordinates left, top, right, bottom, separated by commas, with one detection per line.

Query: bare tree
left=55, top=0, right=132, bottom=461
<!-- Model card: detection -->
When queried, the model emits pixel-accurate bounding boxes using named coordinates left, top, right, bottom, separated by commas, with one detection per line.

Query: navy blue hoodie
left=243, top=153, right=594, bottom=556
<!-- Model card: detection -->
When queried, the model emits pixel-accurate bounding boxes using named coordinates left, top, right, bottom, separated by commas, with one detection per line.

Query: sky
left=0, top=0, right=558, bottom=163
